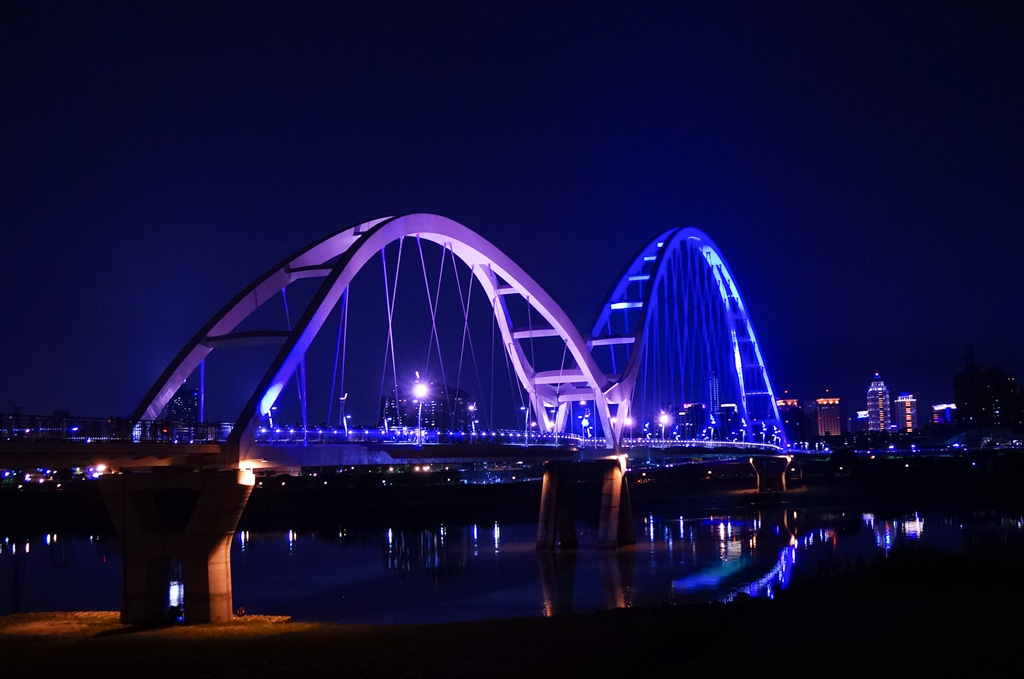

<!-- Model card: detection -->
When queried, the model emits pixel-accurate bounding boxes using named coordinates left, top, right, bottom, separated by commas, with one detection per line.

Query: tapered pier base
left=99, top=470, right=254, bottom=625
left=749, top=456, right=793, bottom=493
left=537, top=458, right=636, bottom=551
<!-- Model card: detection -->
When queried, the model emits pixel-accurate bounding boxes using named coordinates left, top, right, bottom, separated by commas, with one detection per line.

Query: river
left=4, top=507, right=1021, bottom=623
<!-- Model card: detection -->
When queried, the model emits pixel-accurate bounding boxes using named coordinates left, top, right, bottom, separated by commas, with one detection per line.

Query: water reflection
left=5, top=510, right=1024, bottom=622
left=537, top=550, right=576, bottom=616
left=1, top=533, right=120, bottom=615
left=383, top=524, right=472, bottom=576
left=661, top=511, right=796, bottom=603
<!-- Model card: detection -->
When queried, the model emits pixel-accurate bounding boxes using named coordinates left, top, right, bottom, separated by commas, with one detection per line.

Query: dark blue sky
left=2, top=2, right=1022, bottom=424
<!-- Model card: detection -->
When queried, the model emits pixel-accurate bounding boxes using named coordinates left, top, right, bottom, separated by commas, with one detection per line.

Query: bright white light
left=413, top=382, right=428, bottom=399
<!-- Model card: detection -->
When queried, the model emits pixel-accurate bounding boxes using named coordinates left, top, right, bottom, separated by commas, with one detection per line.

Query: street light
left=413, top=381, right=429, bottom=445
left=520, top=405, right=529, bottom=445
left=658, top=412, right=670, bottom=440
left=338, top=393, right=348, bottom=428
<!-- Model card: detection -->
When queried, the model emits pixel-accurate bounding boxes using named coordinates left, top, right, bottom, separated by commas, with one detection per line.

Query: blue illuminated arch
left=588, top=228, right=785, bottom=447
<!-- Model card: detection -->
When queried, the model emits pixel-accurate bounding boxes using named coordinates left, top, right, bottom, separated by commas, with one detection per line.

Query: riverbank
left=3, top=546, right=1022, bottom=678
left=6, top=452, right=1024, bottom=535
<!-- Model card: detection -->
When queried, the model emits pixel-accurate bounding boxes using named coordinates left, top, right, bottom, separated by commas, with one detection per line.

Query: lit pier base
left=536, top=459, right=636, bottom=551
left=749, top=455, right=793, bottom=493
left=99, top=470, right=254, bottom=625
left=536, top=461, right=577, bottom=550
left=595, top=458, right=636, bottom=549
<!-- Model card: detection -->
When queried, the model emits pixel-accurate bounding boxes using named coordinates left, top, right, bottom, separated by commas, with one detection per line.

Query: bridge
left=2, top=213, right=790, bottom=624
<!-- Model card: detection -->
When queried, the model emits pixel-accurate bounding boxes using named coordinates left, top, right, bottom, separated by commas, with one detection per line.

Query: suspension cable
left=417, top=236, right=451, bottom=418
left=327, top=287, right=348, bottom=429
left=339, top=285, right=349, bottom=428
left=281, top=286, right=307, bottom=436
left=452, top=258, right=487, bottom=430
left=378, top=240, right=404, bottom=430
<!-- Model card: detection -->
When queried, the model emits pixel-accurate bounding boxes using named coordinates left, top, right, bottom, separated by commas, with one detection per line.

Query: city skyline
left=2, top=3, right=1021, bottom=422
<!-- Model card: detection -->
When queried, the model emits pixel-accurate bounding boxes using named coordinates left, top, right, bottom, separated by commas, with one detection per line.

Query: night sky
left=3, top=2, right=1022, bottom=426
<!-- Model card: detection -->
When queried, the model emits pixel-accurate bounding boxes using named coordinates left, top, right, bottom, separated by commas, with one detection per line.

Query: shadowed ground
left=3, top=547, right=1023, bottom=678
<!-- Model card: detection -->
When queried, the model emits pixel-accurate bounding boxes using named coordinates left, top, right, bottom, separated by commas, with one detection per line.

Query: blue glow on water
left=0, top=510, right=1011, bottom=621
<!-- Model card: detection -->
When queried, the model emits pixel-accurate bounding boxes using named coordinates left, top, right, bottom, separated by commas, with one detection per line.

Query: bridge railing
left=3, top=413, right=781, bottom=452
left=253, top=426, right=609, bottom=448
left=620, top=437, right=784, bottom=453
left=0, top=414, right=232, bottom=444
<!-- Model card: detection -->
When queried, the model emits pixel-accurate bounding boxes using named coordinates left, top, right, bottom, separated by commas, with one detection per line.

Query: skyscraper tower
left=867, top=374, right=890, bottom=432
left=775, top=397, right=805, bottom=444
left=164, top=387, right=199, bottom=425
left=815, top=396, right=841, bottom=436
left=954, top=365, right=1019, bottom=428
left=706, top=371, right=720, bottom=425
left=895, top=393, right=918, bottom=432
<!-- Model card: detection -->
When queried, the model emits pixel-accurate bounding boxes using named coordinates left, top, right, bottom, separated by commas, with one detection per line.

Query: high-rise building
left=816, top=397, right=841, bottom=436
left=848, top=410, right=869, bottom=433
left=679, top=403, right=706, bottom=439
left=775, top=398, right=805, bottom=445
left=706, top=371, right=720, bottom=424
left=867, top=374, right=890, bottom=432
left=894, top=393, right=917, bottom=432
left=380, top=384, right=471, bottom=431
left=954, top=366, right=1019, bottom=429
left=931, top=403, right=957, bottom=425
left=164, top=387, right=199, bottom=424
left=718, top=403, right=739, bottom=440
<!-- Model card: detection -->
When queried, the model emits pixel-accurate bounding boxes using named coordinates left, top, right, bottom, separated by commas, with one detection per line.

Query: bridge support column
left=536, top=462, right=577, bottom=550
left=536, top=459, right=635, bottom=550
left=596, top=457, right=636, bottom=550
left=749, top=456, right=793, bottom=493
left=99, top=469, right=254, bottom=625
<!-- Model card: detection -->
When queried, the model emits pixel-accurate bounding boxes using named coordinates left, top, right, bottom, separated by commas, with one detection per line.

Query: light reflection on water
left=3, top=510, right=1023, bottom=622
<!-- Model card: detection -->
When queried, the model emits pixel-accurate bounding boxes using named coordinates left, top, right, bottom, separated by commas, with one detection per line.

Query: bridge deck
left=1, top=433, right=784, bottom=472
left=248, top=442, right=583, bottom=469
left=0, top=440, right=224, bottom=470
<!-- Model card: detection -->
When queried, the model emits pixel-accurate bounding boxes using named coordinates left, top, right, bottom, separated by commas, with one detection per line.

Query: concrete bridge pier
left=596, top=457, right=636, bottom=549
left=99, top=469, right=254, bottom=625
left=536, top=458, right=636, bottom=550
left=749, top=455, right=793, bottom=492
left=536, top=461, right=577, bottom=550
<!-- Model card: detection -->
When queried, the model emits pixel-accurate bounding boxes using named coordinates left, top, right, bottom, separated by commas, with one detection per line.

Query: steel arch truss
left=588, top=228, right=785, bottom=447
left=132, top=214, right=614, bottom=462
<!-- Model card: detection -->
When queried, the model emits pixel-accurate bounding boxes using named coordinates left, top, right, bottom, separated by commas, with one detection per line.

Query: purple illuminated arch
left=132, top=214, right=616, bottom=461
